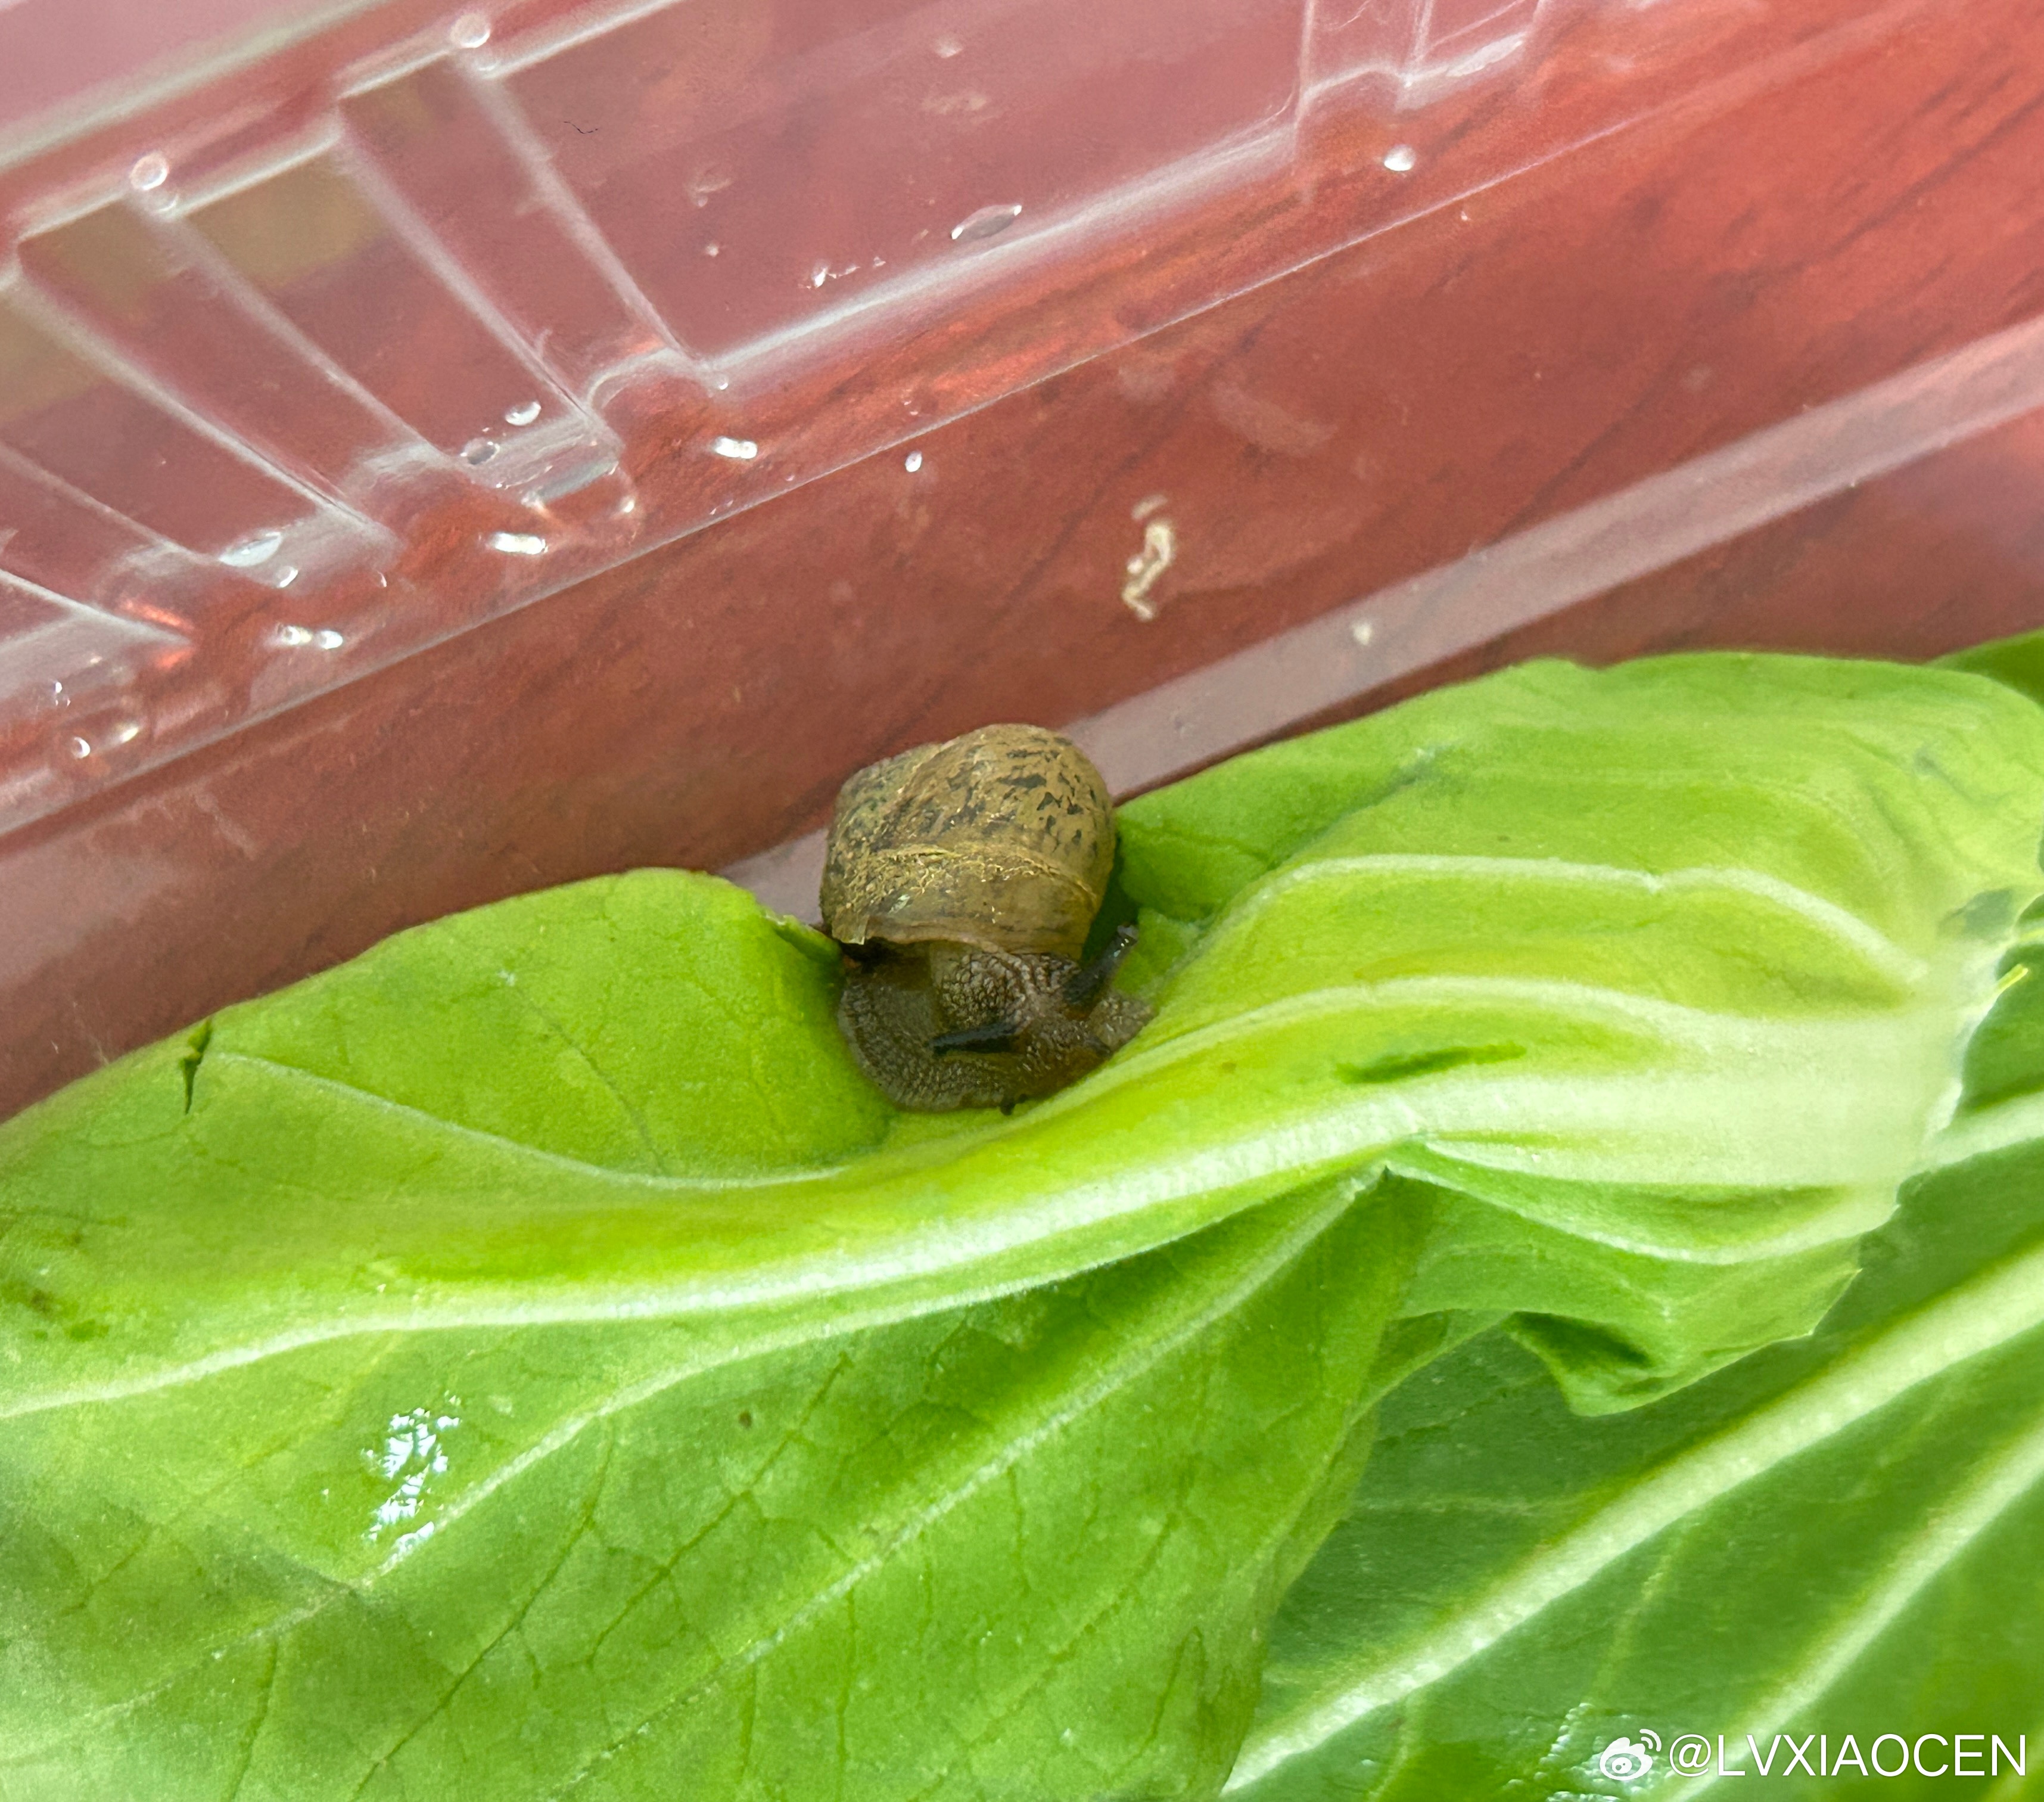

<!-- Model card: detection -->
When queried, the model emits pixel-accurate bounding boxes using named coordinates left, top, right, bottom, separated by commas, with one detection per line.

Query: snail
left=820, top=724, right=1152, bottom=1111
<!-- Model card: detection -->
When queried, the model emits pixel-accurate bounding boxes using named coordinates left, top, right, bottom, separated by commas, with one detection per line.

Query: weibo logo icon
left=1598, top=1730, right=1662, bottom=1781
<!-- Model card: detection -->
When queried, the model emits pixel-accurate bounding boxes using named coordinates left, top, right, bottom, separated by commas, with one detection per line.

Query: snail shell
left=821, top=725, right=1150, bottom=1111
left=820, top=725, right=1115, bottom=960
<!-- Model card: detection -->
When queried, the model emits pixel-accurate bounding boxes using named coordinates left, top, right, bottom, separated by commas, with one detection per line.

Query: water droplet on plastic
left=129, top=153, right=170, bottom=193
left=503, top=400, right=542, bottom=427
left=48, top=679, right=64, bottom=698
left=449, top=11, right=491, bottom=48
left=219, top=529, right=282, bottom=568
left=934, top=35, right=963, bottom=57
left=950, top=203, right=1022, bottom=244
left=273, top=625, right=314, bottom=648
left=712, top=376, right=730, bottom=392
left=810, top=263, right=829, bottom=288
left=112, top=720, right=142, bottom=745
left=704, top=241, right=721, bottom=257
left=272, top=564, right=298, bottom=589
left=1351, top=619, right=1376, bottom=647
left=709, top=436, right=758, bottom=461
left=461, top=437, right=501, bottom=466
left=904, top=451, right=923, bottom=473
left=1382, top=144, right=1418, bottom=172
left=315, top=629, right=346, bottom=650
left=67, top=735, right=91, bottom=759
left=487, top=531, right=548, bottom=555
left=617, top=494, right=639, bottom=515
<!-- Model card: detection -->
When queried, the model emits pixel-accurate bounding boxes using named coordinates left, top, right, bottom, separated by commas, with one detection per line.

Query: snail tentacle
left=929, top=1018, right=1023, bottom=1057
left=1062, top=922, right=1140, bottom=1009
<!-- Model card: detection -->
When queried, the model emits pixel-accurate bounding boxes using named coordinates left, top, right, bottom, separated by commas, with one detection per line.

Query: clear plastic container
left=5, top=0, right=2044, bottom=1119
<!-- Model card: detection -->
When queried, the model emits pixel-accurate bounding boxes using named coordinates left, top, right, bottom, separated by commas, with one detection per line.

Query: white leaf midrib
left=10, top=975, right=1936, bottom=1423
left=1665, top=1397, right=2044, bottom=1800
left=1215, top=854, right=1928, bottom=994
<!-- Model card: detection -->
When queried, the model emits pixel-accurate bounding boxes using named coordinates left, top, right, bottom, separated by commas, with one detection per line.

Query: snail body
left=820, top=725, right=1151, bottom=1111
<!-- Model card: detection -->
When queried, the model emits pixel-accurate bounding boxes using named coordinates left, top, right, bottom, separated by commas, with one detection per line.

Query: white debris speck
left=1121, top=518, right=1177, bottom=621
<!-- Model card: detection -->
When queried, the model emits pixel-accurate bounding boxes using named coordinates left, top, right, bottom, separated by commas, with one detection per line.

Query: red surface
left=7, top=0, right=2044, bottom=1119
left=0, top=0, right=345, bottom=144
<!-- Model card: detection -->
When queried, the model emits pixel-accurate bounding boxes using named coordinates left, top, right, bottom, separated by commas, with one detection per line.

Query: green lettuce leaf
left=1214, top=633, right=2044, bottom=1800
left=1113, top=654, right=2044, bottom=1408
left=4, top=651, right=2042, bottom=1798
left=1228, top=885, right=2044, bottom=1800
